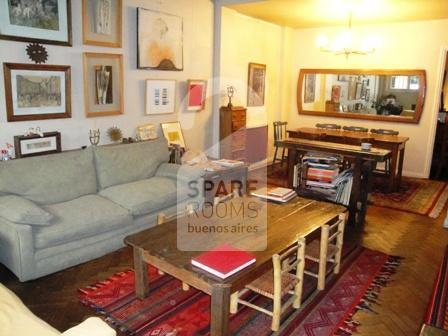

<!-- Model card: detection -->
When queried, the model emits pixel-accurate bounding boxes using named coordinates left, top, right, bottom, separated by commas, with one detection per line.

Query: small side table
left=203, top=164, right=248, bottom=204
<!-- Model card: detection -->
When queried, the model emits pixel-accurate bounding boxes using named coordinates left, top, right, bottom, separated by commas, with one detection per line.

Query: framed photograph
left=3, top=63, right=71, bottom=122
left=161, top=121, right=186, bottom=148
left=186, top=80, right=207, bottom=111
left=83, top=52, right=123, bottom=118
left=137, top=7, right=183, bottom=71
left=304, top=73, right=316, bottom=103
left=146, top=79, right=176, bottom=115
left=136, top=123, right=157, bottom=141
left=0, top=0, right=72, bottom=46
left=247, top=63, right=266, bottom=107
left=82, top=0, right=122, bottom=47
left=14, top=131, right=61, bottom=158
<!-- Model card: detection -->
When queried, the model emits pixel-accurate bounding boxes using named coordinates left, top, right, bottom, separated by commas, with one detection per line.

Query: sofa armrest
left=62, top=317, right=116, bottom=336
left=155, top=163, right=205, bottom=182
left=0, top=218, right=35, bottom=281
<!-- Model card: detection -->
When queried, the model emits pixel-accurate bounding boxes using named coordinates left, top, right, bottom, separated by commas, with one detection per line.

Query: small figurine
left=226, top=86, right=235, bottom=108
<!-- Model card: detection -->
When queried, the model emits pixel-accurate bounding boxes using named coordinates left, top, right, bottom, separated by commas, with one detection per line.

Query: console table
left=287, top=127, right=409, bottom=192
left=278, top=138, right=390, bottom=227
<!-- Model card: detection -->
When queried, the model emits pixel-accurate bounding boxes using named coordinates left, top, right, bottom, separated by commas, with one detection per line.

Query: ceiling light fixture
left=317, top=12, right=376, bottom=58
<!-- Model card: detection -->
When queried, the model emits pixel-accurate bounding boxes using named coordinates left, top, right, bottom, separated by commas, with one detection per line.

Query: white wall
left=0, top=0, right=214, bottom=152
left=220, top=8, right=292, bottom=158
left=288, top=19, right=448, bottom=178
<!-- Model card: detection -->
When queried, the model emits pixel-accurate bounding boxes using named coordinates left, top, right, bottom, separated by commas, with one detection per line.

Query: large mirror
left=297, top=69, right=426, bottom=123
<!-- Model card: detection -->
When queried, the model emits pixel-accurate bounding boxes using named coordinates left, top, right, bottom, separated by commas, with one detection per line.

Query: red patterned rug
left=371, top=178, right=448, bottom=218
left=79, top=247, right=401, bottom=336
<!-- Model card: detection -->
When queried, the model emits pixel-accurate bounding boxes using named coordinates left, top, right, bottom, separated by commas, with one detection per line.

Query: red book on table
left=191, top=244, right=256, bottom=279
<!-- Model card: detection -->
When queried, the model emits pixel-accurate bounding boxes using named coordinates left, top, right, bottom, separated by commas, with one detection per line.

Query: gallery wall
left=0, top=0, right=214, bottom=152
left=288, top=19, right=448, bottom=178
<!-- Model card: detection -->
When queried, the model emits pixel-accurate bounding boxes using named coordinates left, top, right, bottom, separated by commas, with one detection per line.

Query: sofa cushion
left=0, top=195, right=53, bottom=225
left=99, top=177, right=189, bottom=216
left=94, top=138, right=169, bottom=190
left=0, top=148, right=97, bottom=205
left=34, top=195, right=132, bottom=249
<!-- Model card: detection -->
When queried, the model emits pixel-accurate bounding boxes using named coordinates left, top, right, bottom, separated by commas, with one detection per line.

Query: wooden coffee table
left=125, top=196, right=345, bottom=336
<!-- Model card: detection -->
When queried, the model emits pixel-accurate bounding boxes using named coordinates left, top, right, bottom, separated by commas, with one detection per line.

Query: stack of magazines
left=251, top=187, right=297, bottom=203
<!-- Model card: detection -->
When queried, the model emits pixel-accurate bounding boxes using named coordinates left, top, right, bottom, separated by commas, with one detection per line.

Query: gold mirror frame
left=297, top=69, right=426, bottom=124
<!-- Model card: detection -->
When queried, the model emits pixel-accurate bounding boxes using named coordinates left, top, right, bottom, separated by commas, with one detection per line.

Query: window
left=390, top=76, right=419, bottom=91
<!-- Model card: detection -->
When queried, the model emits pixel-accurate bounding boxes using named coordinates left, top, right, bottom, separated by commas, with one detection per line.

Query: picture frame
left=137, top=7, right=183, bottom=71
left=14, top=131, right=61, bottom=158
left=0, top=0, right=72, bottom=46
left=82, top=0, right=122, bottom=48
left=136, top=123, right=157, bottom=141
left=3, top=63, right=71, bottom=122
left=146, top=79, right=176, bottom=115
left=161, top=121, right=186, bottom=149
left=247, top=63, right=266, bottom=107
left=304, top=73, right=316, bottom=103
left=186, top=80, right=207, bottom=111
left=83, top=52, right=124, bottom=118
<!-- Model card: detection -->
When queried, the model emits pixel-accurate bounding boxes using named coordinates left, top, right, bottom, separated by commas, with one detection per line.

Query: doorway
left=430, top=51, right=448, bottom=180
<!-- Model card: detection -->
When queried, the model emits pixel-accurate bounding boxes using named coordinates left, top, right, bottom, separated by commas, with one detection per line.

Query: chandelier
left=317, top=12, right=376, bottom=58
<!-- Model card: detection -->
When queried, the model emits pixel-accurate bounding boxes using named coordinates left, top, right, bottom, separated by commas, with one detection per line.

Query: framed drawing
left=3, top=63, right=71, bottom=122
left=14, top=131, right=61, bottom=158
left=161, top=121, right=186, bottom=148
left=136, top=123, right=157, bottom=141
left=304, top=73, right=316, bottom=103
left=0, top=0, right=72, bottom=46
left=186, top=80, right=207, bottom=111
left=137, top=7, right=183, bottom=71
left=83, top=52, right=123, bottom=117
left=247, top=63, right=266, bottom=107
left=82, top=0, right=122, bottom=47
left=146, top=79, right=176, bottom=115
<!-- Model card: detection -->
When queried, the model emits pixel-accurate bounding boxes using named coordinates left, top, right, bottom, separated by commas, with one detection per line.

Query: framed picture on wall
left=247, top=63, right=266, bottom=107
left=146, top=79, right=176, bottom=115
left=161, top=121, right=186, bottom=148
left=0, top=0, right=72, bottom=46
left=304, top=74, right=316, bottom=103
left=137, top=7, right=183, bottom=71
left=14, top=131, right=61, bottom=158
left=82, top=0, right=122, bottom=48
left=83, top=52, right=124, bottom=117
left=3, top=63, right=71, bottom=122
left=186, top=80, right=207, bottom=111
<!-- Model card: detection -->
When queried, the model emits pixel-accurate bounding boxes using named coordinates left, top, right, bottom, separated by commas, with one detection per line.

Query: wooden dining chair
left=272, top=121, right=288, bottom=168
left=370, top=129, right=399, bottom=177
left=304, top=213, right=346, bottom=290
left=230, top=235, right=306, bottom=332
left=342, top=126, right=369, bottom=133
left=157, top=204, right=195, bottom=290
left=316, top=123, right=342, bottom=130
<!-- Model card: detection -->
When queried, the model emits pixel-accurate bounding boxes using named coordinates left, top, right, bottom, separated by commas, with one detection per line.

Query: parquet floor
left=1, top=193, right=447, bottom=335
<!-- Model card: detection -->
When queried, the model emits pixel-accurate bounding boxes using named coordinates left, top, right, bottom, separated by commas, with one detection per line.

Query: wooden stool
left=305, top=213, right=347, bottom=290
left=230, top=236, right=306, bottom=332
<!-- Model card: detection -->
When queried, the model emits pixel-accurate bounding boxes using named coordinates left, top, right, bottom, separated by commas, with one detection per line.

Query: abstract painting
left=161, top=121, right=186, bottom=148
left=3, top=63, right=71, bottom=122
left=247, top=63, right=266, bottom=107
left=146, top=80, right=176, bottom=115
left=137, top=7, right=183, bottom=71
left=186, top=80, right=207, bottom=111
left=304, top=74, right=316, bottom=103
left=0, top=0, right=72, bottom=46
left=83, top=52, right=123, bottom=117
left=82, top=0, right=122, bottom=47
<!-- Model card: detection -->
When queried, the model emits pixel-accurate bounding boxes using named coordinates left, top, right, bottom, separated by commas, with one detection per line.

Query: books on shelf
left=191, top=244, right=256, bottom=279
left=211, top=159, right=245, bottom=168
left=251, top=187, right=297, bottom=203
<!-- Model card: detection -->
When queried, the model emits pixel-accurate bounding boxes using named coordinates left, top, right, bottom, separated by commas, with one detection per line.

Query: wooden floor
left=1, top=199, right=447, bottom=335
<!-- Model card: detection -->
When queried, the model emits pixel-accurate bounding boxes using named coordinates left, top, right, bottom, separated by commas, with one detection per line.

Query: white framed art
left=145, top=79, right=176, bottom=115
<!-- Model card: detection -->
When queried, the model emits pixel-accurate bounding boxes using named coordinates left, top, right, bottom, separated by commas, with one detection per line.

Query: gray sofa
left=0, top=138, right=204, bottom=282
